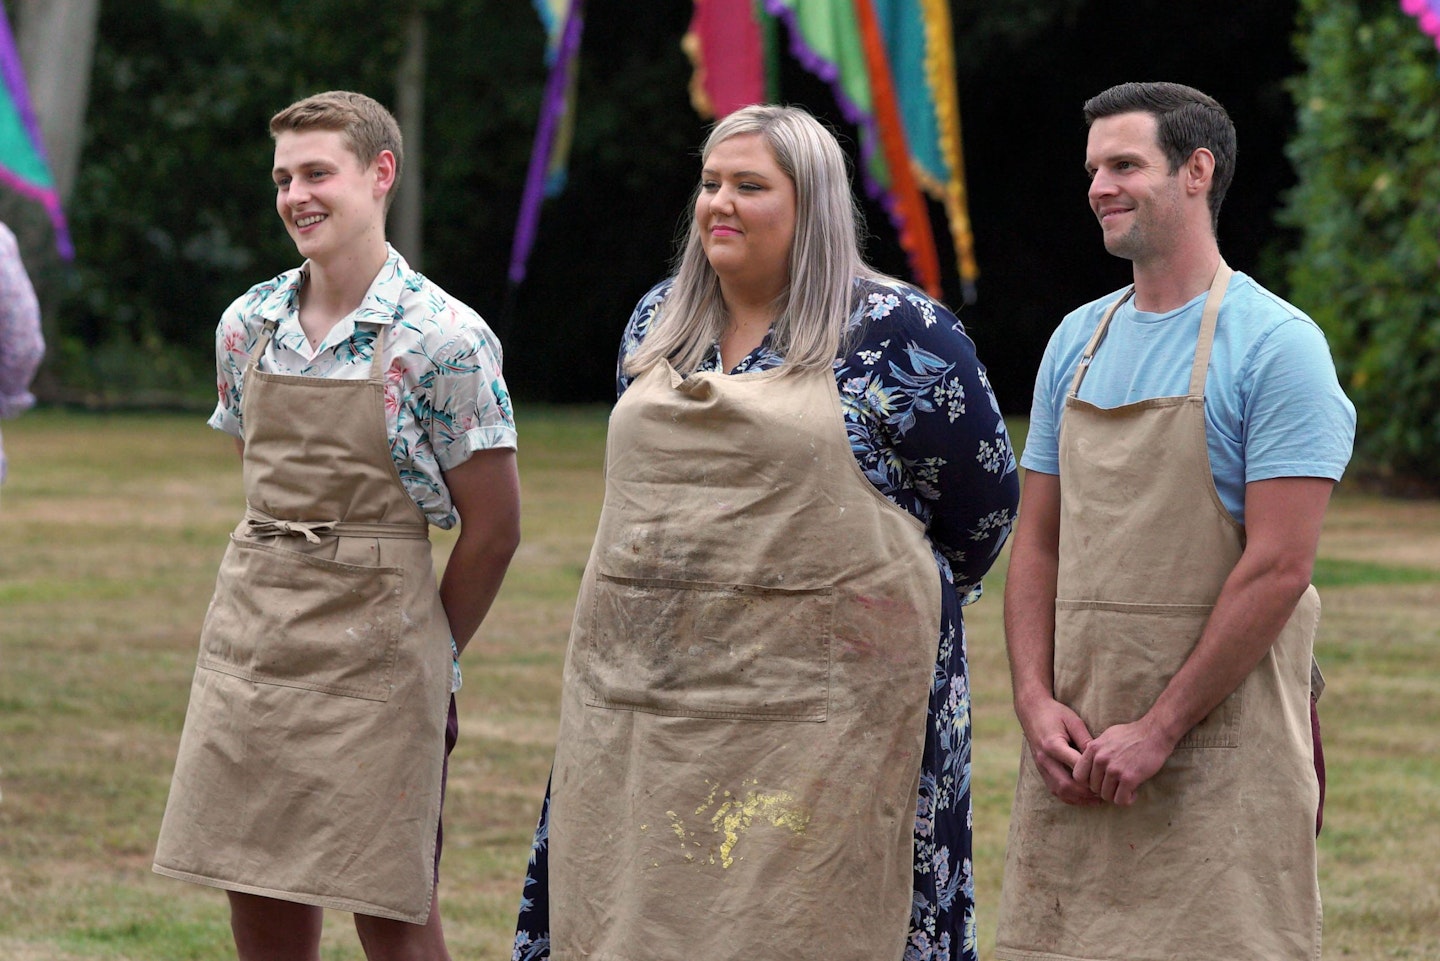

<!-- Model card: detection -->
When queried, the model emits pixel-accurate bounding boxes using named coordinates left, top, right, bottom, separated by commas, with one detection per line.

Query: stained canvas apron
left=548, top=362, right=942, bottom=961
left=154, top=321, right=453, bottom=924
left=996, top=265, right=1322, bottom=961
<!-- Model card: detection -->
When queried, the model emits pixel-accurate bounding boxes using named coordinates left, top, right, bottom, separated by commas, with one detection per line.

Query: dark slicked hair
left=1084, top=82, right=1236, bottom=232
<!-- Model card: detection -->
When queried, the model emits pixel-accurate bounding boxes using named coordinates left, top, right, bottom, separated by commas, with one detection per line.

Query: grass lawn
left=1, top=407, right=1436, bottom=959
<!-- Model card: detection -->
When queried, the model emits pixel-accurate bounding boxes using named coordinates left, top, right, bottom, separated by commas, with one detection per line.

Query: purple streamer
left=508, top=0, right=585, bottom=286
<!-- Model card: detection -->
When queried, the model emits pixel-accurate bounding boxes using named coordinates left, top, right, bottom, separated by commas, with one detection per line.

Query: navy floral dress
left=514, top=276, right=1019, bottom=961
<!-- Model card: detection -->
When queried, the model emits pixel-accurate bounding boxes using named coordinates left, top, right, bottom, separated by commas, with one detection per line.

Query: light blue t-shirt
left=1021, top=272, right=1356, bottom=525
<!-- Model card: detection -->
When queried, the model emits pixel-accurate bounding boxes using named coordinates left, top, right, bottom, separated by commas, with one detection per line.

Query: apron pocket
left=1053, top=599, right=1243, bottom=749
left=583, top=573, right=833, bottom=721
left=198, top=537, right=403, bottom=701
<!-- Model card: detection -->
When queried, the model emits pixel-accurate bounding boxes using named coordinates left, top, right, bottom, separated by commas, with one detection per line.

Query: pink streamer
left=1401, top=0, right=1440, bottom=48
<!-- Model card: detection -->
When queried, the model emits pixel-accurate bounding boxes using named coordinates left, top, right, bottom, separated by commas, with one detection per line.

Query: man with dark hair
left=995, top=82, right=1354, bottom=960
left=1082, top=81, right=1237, bottom=231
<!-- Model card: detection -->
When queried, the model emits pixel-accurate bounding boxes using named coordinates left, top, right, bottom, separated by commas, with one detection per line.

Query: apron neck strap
left=1188, top=260, right=1232, bottom=396
left=1067, top=260, right=1233, bottom=399
left=1068, top=288, right=1134, bottom=398
left=246, top=320, right=387, bottom=381
left=249, top=320, right=280, bottom=372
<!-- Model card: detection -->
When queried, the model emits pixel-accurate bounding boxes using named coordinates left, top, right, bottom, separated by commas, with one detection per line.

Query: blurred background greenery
left=4, top=0, right=1437, bottom=485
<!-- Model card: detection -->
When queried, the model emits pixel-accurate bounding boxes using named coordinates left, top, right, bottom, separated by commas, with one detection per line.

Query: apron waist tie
left=244, top=509, right=429, bottom=542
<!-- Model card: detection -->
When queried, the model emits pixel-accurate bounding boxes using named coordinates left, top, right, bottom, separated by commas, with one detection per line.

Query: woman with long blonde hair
left=515, top=104, right=1018, bottom=961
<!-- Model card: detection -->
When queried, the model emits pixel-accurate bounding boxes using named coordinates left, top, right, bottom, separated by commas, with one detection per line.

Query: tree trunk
left=6, top=0, right=99, bottom=399
left=392, top=6, right=425, bottom=269
left=14, top=0, right=99, bottom=204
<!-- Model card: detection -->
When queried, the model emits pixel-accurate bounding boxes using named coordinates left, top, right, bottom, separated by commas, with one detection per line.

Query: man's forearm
left=1005, top=544, right=1059, bottom=713
left=1004, top=471, right=1063, bottom=716
left=1144, top=476, right=1332, bottom=743
left=1143, top=549, right=1313, bottom=745
left=1004, top=470, right=1102, bottom=805
left=440, top=531, right=518, bottom=653
left=438, top=448, right=522, bottom=653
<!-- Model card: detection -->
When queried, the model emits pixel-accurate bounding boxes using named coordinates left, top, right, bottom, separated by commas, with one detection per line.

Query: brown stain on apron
left=548, top=362, right=942, bottom=961
left=154, top=321, right=453, bottom=924
left=996, top=265, right=1323, bottom=960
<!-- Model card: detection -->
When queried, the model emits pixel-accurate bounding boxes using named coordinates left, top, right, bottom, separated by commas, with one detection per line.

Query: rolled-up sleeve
left=428, top=316, right=517, bottom=470
left=207, top=298, right=253, bottom=438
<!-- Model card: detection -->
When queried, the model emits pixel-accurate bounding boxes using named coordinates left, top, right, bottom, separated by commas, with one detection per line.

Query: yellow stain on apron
left=548, top=362, right=942, bottom=961
left=996, top=265, right=1323, bottom=961
left=154, top=321, right=453, bottom=924
left=661, top=779, right=811, bottom=868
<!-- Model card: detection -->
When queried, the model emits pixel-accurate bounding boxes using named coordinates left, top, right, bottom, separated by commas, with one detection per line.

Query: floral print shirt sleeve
left=836, top=280, right=1018, bottom=601
left=615, top=280, right=674, bottom=396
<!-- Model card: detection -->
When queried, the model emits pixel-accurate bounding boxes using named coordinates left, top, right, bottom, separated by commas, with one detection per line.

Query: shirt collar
left=706, top=328, right=780, bottom=374
left=253, top=245, right=414, bottom=354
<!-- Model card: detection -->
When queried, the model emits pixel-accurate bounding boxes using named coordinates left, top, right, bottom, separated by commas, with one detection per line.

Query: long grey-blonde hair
left=624, top=104, right=883, bottom=378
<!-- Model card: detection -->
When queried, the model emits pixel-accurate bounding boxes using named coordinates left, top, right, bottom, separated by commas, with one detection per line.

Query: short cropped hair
left=269, top=91, right=403, bottom=210
left=1083, top=82, right=1236, bottom=232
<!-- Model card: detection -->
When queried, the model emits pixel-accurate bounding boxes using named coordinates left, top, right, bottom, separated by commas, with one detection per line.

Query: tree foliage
left=51, top=0, right=1306, bottom=411
left=55, top=0, right=543, bottom=402
left=54, top=0, right=1125, bottom=406
left=1284, top=0, right=1440, bottom=487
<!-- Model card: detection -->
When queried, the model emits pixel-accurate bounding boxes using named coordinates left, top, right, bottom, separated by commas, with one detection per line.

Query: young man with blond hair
left=155, top=90, right=519, bottom=961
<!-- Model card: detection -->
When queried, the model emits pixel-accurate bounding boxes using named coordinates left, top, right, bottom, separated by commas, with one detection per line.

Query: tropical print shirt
left=209, top=245, right=516, bottom=530
left=0, top=222, right=44, bottom=484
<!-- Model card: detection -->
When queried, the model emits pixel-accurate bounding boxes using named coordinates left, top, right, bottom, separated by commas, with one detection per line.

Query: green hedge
left=1284, top=0, right=1440, bottom=489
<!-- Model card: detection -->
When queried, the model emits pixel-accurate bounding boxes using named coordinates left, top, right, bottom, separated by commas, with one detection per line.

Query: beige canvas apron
left=154, top=321, right=453, bottom=924
left=548, top=361, right=942, bottom=961
left=996, top=265, right=1322, bottom=961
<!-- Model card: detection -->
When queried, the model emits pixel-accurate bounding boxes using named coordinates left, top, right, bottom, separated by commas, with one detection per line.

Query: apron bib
left=995, top=264, right=1322, bottom=961
left=549, top=362, right=942, bottom=961
left=154, top=322, right=453, bottom=924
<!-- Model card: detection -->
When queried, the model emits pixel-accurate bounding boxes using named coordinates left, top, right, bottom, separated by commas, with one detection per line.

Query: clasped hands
left=1020, top=698, right=1177, bottom=807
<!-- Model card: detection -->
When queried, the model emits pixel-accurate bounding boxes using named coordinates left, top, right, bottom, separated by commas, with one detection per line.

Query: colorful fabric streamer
left=696, top=0, right=977, bottom=301
left=509, top=0, right=585, bottom=286
left=684, top=0, right=768, bottom=118
left=0, top=1, right=72, bottom=259
left=908, top=0, right=977, bottom=301
left=851, top=0, right=941, bottom=295
left=1401, top=0, right=1440, bottom=47
left=511, top=0, right=980, bottom=300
